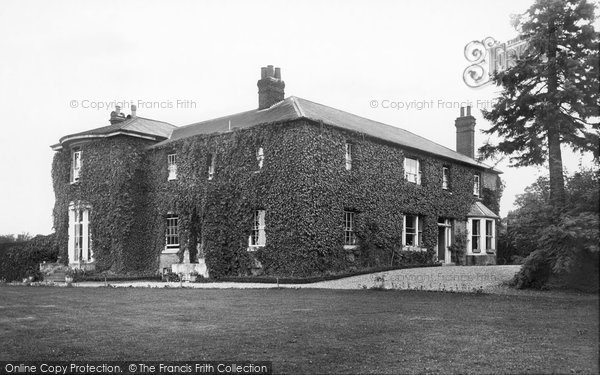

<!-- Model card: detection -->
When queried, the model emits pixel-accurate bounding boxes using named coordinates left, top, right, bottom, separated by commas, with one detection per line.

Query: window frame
left=485, top=219, right=494, bottom=252
left=207, top=153, right=216, bottom=180
left=473, top=174, right=480, bottom=196
left=343, top=210, right=357, bottom=247
left=345, top=142, right=353, bottom=171
left=404, top=157, right=421, bottom=185
left=70, top=148, right=82, bottom=184
left=248, top=210, right=266, bottom=250
left=68, top=202, right=92, bottom=264
left=442, top=166, right=450, bottom=190
left=165, top=214, right=180, bottom=251
left=471, top=219, right=481, bottom=253
left=256, top=147, right=264, bottom=170
left=403, top=214, right=423, bottom=247
left=167, top=153, right=177, bottom=181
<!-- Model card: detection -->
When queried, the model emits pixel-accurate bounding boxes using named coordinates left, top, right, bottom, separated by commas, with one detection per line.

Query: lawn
left=0, top=286, right=597, bottom=374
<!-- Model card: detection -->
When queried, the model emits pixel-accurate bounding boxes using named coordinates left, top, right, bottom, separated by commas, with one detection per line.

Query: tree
left=479, top=0, right=599, bottom=209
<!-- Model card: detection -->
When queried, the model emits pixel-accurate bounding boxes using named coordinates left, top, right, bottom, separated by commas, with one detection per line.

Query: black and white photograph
left=0, top=0, right=598, bottom=374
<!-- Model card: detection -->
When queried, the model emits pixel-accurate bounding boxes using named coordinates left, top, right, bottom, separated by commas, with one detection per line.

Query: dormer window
left=473, top=174, right=480, bottom=196
left=345, top=142, right=352, bottom=171
left=167, top=154, right=177, bottom=181
left=256, top=147, right=264, bottom=170
left=404, top=158, right=421, bottom=185
left=207, top=153, right=215, bottom=180
left=70, top=148, right=82, bottom=183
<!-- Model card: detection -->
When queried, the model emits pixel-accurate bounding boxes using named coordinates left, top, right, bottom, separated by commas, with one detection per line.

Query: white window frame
left=403, top=214, right=423, bottom=248
left=467, top=218, right=495, bottom=254
left=167, top=153, right=177, bottom=181
left=485, top=219, right=495, bottom=252
left=208, top=153, right=215, bottom=180
left=165, top=214, right=179, bottom=252
left=70, top=149, right=82, bottom=184
left=256, top=147, right=264, bottom=170
left=345, top=142, right=352, bottom=171
left=404, top=158, right=421, bottom=185
left=344, top=211, right=357, bottom=247
left=442, top=166, right=450, bottom=190
left=248, top=210, right=266, bottom=250
left=471, top=219, right=481, bottom=253
left=68, top=202, right=92, bottom=264
left=473, top=174, right=480, bottom=196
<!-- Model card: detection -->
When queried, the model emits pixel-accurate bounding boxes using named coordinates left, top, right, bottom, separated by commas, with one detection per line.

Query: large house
left=51, top=66, right=501, bottom=278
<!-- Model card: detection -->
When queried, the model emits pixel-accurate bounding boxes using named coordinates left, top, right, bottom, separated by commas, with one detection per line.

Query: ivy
left=52, top=120, right=501, bottom=277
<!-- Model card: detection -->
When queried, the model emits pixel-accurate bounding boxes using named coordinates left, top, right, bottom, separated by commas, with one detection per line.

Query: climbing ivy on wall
left=52, top=119, right=501, bottom=277
left=52, top=136, right=156, bottom=272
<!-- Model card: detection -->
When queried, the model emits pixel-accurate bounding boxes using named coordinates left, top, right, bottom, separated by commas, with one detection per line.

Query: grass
left=0, top=286, right=597, bottom=374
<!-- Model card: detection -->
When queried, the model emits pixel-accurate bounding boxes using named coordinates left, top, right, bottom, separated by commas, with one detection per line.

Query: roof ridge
left=177, top=108, right=259, bottom=130
left=131, top=116, right=176, bottom=127
left=289, top=96, right=305, bottom=117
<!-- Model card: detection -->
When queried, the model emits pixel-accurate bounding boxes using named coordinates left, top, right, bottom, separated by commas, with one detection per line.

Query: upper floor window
left=256, top=147, right=264, bottom=170
left=473, top=174, right=480, bottom=196
left=442, top=166, right=450, bottom=190
left=248, top=210, right=266, bottom=250
left=167, top=154, right=177, bottom=181
left=207, top=153, right=215, bottom=180
left=345, top=142, right=352, bottom=171
left=70, top=148, right=82, bottom=183
left=404, top=158, right=421, bottom=185
left=403, top=215, right=423, bottom=247
left=165, top=214, right=179, bottom=249
left=344, top=211, right=357, bottom=246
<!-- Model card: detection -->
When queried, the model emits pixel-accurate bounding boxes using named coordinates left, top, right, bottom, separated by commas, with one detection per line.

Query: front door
left=438, top=227, right=446, bottom=261
left=437, top=218, right=452, bottom=263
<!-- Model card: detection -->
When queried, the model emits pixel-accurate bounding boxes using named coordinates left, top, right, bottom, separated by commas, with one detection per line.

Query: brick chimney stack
left=110, top=105, right=127, bottom=125
left=455, top=105, right=475, bottom=159
left=257, top=65, right=285, bottom=110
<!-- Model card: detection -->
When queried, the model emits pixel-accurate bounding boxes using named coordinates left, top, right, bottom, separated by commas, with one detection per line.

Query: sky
left=0, top=0, right=595, bottom=236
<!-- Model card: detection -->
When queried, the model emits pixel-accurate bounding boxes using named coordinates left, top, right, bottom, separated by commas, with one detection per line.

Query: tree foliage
left=480, top=0, right=599, bottom=206
left=504, top=167, right=599, bottom=290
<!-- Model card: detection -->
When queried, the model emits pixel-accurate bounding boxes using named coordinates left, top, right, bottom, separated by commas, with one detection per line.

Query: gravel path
left=68, top=265, right=522, bottom=293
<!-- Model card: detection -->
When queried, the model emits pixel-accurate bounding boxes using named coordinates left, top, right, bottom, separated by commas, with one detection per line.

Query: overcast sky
left=0, top=0, right=594, bottom=236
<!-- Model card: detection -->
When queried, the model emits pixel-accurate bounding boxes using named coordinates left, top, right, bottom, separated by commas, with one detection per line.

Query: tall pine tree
left=480, top=0, right=599, bottom=208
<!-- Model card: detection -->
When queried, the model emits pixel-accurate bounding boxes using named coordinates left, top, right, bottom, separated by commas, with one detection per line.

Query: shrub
left=512, top=212, right=599, bottom=291
left=0, top=233, right=58, bottom=282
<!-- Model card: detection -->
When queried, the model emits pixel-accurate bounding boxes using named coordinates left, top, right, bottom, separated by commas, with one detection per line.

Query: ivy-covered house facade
left=51, top=65, right=502, bottom=278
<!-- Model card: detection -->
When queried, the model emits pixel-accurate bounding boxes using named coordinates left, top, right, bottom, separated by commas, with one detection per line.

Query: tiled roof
left=53, top=116, right=176, bottom=149
left=154, top=96, right=498, bottom=171
left=468, top=201, right=500, bottom=218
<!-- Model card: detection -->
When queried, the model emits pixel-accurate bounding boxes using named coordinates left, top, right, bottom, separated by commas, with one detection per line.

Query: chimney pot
left=115, top=106, right=121, bottom=115
left=460, top=107, right=465, bottom=117
left=257, top=65, right=285, bottom=110
left=467, top=106, right=471, bottom=116
left=131, top=104, right=137, bottom=117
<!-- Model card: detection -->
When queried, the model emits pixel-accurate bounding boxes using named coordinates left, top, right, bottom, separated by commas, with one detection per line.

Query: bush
left=511, top=249, right=552, bottom=289
left=0, top=234, right=58, bottom=282
left=512, top=212, right=599, bottom=291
